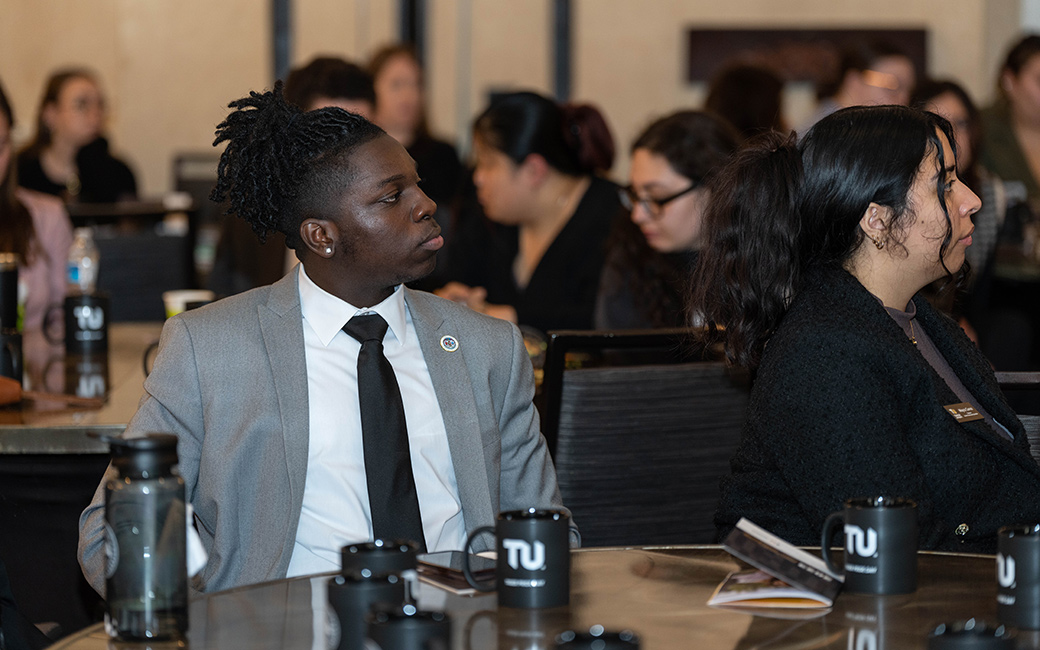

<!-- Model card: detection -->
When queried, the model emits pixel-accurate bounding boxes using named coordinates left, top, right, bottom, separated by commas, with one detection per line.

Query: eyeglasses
left=618, top=184, right=697, bottom=218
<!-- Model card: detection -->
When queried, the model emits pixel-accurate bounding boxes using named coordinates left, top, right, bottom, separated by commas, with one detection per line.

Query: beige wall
left=575, top=0, right=1021, bottom=180
left=0, top=0, right=1028, bottom=194
left=0, top=0, right=269, bottom=198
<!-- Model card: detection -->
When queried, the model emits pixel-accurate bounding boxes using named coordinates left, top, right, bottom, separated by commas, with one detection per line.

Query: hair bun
left=560, top=103, right=615, bottom=173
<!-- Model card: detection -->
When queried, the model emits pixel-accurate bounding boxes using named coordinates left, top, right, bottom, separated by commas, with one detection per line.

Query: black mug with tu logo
left=462, top=508, right=572, bottom=609
left=821, top=496, right=918, bottom=595
left=997, top=524, right=1040, bottom=629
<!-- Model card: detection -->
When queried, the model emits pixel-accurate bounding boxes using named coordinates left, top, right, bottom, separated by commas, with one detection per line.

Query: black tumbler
left=555, top=626, right=641, bottom=649
left=65, top=293, right=109, bottom=354
left=928, top=620, right=1013, bottom=649
left=327, top=573, right=406, bottom=650
left=366, top=605, right=449, bottom=650
left=0, top=330, right=21, bottom=384
left=0, top=253, right=18, bottom=331
left=997, top=524, right=1040, bottom=629
left=341, top=539, right=418, bottom=577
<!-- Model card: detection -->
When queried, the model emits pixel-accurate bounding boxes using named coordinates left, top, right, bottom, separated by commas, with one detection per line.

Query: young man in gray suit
left=78, top=85, right=568, bottom=595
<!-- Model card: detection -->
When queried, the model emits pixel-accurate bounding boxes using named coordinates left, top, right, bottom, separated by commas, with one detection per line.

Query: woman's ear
left=41, top=102, right=58, bottom=132
left=858, top=203, right=892, bottom=250
left=300, top=218, right=338, bottom=258
left=518, top=153, right=550, bottom=186
left=1001, top=70, right=1017, bottom=99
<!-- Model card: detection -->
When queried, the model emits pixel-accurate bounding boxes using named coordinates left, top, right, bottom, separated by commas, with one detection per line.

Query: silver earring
left=325, top=247, right=332, bottom=255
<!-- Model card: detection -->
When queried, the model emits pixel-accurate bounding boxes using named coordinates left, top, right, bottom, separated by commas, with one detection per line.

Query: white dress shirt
left=287, top=266, right=466, bottom=577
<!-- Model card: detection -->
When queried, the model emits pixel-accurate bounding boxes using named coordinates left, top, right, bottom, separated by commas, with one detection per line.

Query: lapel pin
left=440, top=335, right=459, bottom=352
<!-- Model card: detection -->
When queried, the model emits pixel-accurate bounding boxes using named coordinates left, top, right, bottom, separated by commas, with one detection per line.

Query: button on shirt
left=287, top=266, right=466, bottom=577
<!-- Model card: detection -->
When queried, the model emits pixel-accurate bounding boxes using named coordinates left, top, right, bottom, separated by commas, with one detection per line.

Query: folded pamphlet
left=708, top=517, right=842, bottom=609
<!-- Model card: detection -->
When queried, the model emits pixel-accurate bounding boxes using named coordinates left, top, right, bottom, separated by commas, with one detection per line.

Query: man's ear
left=858, top=202, right=892, bottom=249
left=300, top=218, right=338, bottom=258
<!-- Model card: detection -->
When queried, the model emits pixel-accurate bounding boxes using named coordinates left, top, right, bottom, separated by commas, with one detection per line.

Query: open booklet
left=708, top=517, right=843, bottom=609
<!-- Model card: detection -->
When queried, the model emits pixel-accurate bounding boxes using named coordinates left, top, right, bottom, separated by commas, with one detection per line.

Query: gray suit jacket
left=79, top=272, right=565, bottom=594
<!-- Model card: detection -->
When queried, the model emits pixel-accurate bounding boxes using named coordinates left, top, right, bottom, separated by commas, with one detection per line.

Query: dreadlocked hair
left=210, top=81, right=384, bottom=248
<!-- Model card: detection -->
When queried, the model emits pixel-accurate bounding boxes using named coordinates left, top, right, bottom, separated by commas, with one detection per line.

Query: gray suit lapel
left=258, top=272, right=310, bottom=567
left=405, top=289, right=495, bottom=533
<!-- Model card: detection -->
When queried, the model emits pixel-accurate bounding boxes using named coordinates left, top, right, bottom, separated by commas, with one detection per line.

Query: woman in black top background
left=595, top=110, right=739, bottom=329
left=18, top=69, right=136, bottom=204
left=438, top=91, right=623, bottom=335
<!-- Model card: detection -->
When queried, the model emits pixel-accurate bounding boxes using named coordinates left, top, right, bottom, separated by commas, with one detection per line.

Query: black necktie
left=343, top=313, right=427, bottom=552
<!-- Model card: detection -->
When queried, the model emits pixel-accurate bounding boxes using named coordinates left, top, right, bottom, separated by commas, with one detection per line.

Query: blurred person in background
left=0, top=78, right=72, bottom=332
left=437, top=92, right=623, bottom=335
left=18, top=69, right=136, bottom=204
left=705, top=64, right=787, bottom=142
left=284, top=56, right=376, bottom=116
left=798, top=41, right=916, bottom=133
left=981, top=35, right=1040, bottom=208
left=595, top=111, right=739, bottom=329
left=369, top=45, right=463, bottom=291
left=369, top=44, right=463, bottom=209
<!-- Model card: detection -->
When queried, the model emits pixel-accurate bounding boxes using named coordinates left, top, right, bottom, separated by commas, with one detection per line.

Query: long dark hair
left=210, top=82, right=384, bottom=249
left=605, top=110, right=739, bottom=326
left=692, top=105, right=958, bottom=369
left=22, top=68, right=97, bottom=157
left=473, top=91, right=613, bottom=175
left=0, top=80, right=34, bottom=261
left=998, top=34, right=1040, bottom=101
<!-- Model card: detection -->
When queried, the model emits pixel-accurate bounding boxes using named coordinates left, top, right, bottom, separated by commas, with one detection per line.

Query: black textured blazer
left=715, top=265, right=1040, bottom=553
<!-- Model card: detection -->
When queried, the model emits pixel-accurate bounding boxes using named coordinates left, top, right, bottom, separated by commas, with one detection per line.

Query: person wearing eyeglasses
left=797, top=40, right=916, bottom=134
left=436, top=92, right=622, bottom=335
left=594, top=111, right=739, bottom=329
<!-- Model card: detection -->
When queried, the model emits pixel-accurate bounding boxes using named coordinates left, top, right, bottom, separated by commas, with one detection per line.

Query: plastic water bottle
left=103, top=434, right=188, bottom=641
left=67, top=227, right=99, bottom=295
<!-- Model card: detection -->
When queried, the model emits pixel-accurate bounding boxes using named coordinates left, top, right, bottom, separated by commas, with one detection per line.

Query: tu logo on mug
left=503, top=539, right=546, bottom=571
left=74, top=304, right=104, bottom=330
left=998, top=553, right=1017, bottom=588
left=848, top=628, right=877, bottom=650
left=845, top=524, right=878, bottom=558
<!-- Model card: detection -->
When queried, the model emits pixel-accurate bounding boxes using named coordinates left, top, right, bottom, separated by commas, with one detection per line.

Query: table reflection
left=45, top=547, right=1021, bottom=650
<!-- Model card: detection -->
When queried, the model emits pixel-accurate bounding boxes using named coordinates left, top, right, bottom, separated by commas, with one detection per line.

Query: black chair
left=96, top=228, right=192, bottom=321
left=541, top=329, right=750, bottom=547
left=997, top=371, right=1040, bottom=463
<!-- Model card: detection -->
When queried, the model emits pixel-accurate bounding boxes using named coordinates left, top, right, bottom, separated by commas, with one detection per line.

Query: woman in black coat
left=694, top=105, right=1040, bottom=554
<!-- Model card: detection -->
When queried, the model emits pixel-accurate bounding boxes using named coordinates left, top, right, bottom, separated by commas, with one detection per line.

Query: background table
left=46, top=546, right=1032, bottom=650
left=0, top=323, right=162, bottom=635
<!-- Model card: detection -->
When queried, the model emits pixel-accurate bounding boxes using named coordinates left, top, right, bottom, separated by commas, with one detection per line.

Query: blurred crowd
left=4, top=36, right=1040, bottom=370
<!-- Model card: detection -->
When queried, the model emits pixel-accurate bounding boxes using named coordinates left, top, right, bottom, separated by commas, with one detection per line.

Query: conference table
left=45, top=546, right=1030, bottom=650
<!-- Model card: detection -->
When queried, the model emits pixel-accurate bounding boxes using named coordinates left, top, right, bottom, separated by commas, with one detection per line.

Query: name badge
left=945, top=402, right=984, bottom=423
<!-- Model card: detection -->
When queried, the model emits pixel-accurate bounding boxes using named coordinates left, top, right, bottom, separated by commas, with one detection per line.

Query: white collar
left=297, top=265, right=408, bottom=347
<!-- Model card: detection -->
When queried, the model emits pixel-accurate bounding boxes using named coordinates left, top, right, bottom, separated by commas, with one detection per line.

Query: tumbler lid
left=928, top=619, right=1014, bottom=649
left=340, top=539, right=418, bottom=577
left=556, top=625, right=641, bottom=648
left=107, top=433, right=179, bottom=479
left=366, top=605, right=450, bottom=646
